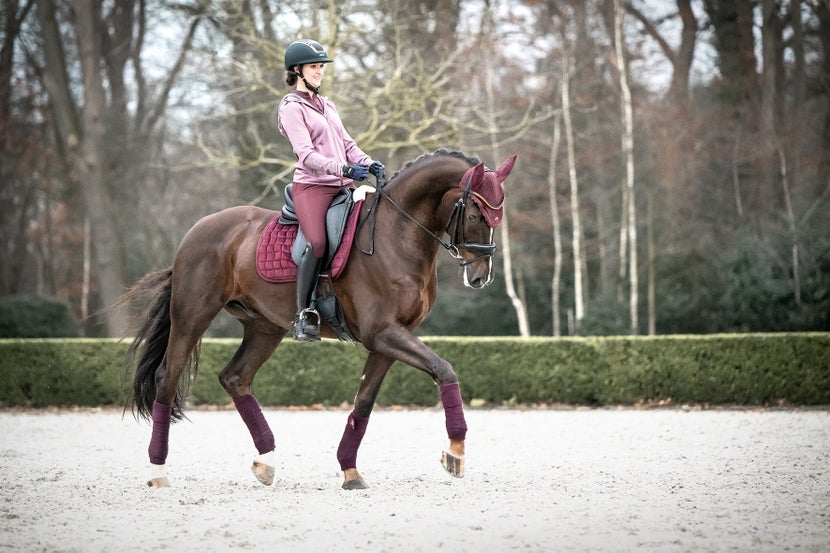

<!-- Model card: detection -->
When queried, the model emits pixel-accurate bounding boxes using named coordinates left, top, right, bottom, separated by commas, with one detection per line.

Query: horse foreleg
left=337, top=352, right=392, bottom=490
left=439, top=382, right=467, bottom=478
left=234, top=394, right=276, bottom=485
left=367, top=329, right=468, bottom=478
left=337, top=412, right=370, bottom=489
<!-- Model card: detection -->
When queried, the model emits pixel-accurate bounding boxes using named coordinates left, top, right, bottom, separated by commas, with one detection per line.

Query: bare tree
left=33, top=0, right=202, bottom=335
left=613, top=0, right=638, bottom=334
left=626, top=0, right=697, bottom=104
left=1, top=0, right=35, bottom=151
left=561, top=57, right=584, bottom=330
left=646, top=187, right=656, bottom=335
left=548, top=114, right=563, bottom=336
left=0, top=0, right=37, bottom=295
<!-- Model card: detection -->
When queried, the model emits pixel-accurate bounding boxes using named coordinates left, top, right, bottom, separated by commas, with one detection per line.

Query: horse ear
left=470, top=161, right=486, bottom=186
left=495, top=154, right=517, bottom=182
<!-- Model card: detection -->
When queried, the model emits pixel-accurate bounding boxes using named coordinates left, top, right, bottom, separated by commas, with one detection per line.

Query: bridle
left=359, top=168, right=497, bottom=267
left=443, top=173, right=498, bottom=265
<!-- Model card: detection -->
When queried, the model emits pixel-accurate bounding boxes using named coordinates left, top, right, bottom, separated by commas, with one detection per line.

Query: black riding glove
left=342, top=164, right=369, bottom=181
left=369, top=161, right=386, bottom=180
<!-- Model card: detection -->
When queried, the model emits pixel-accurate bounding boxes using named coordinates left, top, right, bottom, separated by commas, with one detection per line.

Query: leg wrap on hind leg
left=149, top=401, right=173, bottom=465
left=440, top=382, right=468, bottom=441
left=234, top=394, right=275, bottom=454
left=336, top=411, right=369, bottom=471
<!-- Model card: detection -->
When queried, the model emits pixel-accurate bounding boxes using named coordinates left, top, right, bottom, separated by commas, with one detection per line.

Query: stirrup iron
left=293, top=307, right=321, bottom=342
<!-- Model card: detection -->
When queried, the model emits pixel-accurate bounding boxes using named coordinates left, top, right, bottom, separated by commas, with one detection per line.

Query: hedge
left=0, top=334, right=828, bottom=409
left=0, top=295, right=79, bottom=338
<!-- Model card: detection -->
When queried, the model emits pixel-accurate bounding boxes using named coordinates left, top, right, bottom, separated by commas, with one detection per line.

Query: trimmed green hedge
left=0, top=339, right=125, bottom=407
left=0, top=334, right=828, bottom=408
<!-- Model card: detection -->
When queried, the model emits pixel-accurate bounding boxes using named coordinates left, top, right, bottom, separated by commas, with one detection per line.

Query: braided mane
left=387, top=148, right=480, bottom=183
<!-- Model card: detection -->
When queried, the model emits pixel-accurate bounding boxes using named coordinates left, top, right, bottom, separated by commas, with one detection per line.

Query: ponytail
left=285, top=70, right=299, bottom=87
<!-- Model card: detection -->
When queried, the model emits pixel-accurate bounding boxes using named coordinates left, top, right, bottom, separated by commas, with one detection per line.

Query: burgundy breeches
left=292, top=182, right=347, bottom=257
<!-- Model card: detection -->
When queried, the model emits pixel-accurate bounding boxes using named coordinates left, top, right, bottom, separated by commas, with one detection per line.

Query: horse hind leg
left=218, top=317, right=287, bottom=486
left=146, top=290, right=226, bottom=487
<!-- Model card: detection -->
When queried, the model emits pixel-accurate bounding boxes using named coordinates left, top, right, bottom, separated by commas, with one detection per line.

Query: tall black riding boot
left=293, top=245, right=323, bottom=342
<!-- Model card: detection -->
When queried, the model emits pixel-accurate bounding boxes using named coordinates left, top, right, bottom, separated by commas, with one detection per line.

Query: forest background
left=1, top=0, right=829, bottom=338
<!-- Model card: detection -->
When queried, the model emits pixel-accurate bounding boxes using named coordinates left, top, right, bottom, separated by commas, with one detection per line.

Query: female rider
left=278, top=39, right=384, bottom=341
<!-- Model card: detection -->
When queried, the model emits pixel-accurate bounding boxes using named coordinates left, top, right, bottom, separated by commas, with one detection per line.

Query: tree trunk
left=818, top=1, right=830, bottom=155
left=0, top=0, right=35, bottom=295
left=647, top=187, right=656, bottom=335
left=498, top=211, right=529, bottom=336
left=35, top=0, right=81, bottom=152
left=548, top=114, right=563, bottom=336
left=618, top=169, right=628, bottom=302
left=81, top=217, right=91, bottom=336
left=672, top=0, right=697, bottom=104
left=787, top=0, right=804, bottom=192
left=614, top=0, right=638, bottom=334
left=776, top=140, right=801, bottom=306
left=732, top=124, right=745, bottom=218
left=562, top=58, right=584, bottom=329
left=760, top=0, right=783, bottom=208
left=702, top=0, right=758, bottom=107
left=1, top=0, right=35, bottom=151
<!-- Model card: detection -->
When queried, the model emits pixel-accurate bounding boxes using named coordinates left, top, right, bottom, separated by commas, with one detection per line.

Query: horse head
left=451, top=154, right=517, bottom=289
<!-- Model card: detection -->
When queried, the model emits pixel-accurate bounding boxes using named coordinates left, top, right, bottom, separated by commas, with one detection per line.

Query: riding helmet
left=284, top=39, right=333, bottom=71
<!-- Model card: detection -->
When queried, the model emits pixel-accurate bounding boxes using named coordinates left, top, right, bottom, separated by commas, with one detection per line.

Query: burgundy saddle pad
left=255, top=200, right=363, bottom=283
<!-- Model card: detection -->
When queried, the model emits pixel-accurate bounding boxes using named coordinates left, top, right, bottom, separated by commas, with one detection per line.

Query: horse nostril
left=462, top=261, right=494, bottom=289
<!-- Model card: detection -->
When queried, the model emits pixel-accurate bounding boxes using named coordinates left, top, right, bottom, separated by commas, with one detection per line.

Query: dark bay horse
left=120, top=149, right=516, bottom=489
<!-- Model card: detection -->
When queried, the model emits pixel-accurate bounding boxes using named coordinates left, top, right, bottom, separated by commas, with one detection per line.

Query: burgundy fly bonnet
left=458, top=154, right=517, bottom=228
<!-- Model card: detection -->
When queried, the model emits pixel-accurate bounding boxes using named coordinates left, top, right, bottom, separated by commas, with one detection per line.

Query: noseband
left=363, top=170, right=496, bottom=267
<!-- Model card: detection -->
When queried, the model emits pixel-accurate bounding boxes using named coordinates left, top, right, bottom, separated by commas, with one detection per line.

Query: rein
left=357, top=170, right=496, bottom=266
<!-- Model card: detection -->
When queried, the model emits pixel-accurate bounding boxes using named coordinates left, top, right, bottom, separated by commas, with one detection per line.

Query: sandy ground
left=0, top=407, right=828, bottom=552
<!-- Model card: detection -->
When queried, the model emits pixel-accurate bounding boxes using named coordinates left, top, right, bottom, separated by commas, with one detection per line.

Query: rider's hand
left=369, top=161, right=385, bottom=180
left=342, top=164, right=369, bottom=181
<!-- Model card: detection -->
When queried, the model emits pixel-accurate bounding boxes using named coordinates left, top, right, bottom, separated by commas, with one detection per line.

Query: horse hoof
left=342, top=478, right=369, bottom=490
left=147, top=464, right=169, bottom=487
left=147, top=477, right=169, bottom=488
left=441, top=450, right=465, bottom=478
left=252, top=461, right=275, bottom=486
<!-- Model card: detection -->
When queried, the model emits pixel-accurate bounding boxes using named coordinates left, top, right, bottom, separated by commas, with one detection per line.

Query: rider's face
left=301, top=63, right=326, bottom=89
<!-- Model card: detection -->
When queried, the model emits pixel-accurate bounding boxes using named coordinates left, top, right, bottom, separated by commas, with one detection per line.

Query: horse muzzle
left=456, top=244, right=495, bottom=289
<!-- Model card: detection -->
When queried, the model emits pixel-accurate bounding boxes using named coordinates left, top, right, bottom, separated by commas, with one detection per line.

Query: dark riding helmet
left=284, top=39, right=333, bottom=71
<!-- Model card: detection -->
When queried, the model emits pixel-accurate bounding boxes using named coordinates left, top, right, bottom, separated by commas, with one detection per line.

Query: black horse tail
left=119, top=267, right=193, bottom=422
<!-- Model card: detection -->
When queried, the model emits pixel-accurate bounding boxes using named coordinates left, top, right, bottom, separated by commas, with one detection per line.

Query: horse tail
left=119, top=267, right=191, bottom=421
